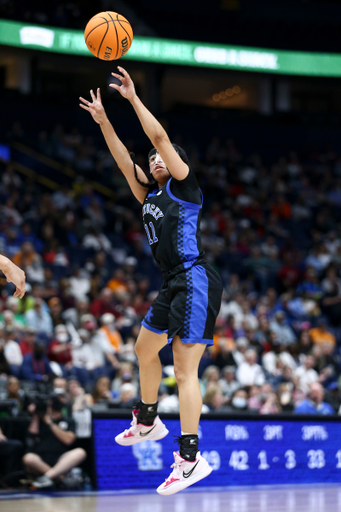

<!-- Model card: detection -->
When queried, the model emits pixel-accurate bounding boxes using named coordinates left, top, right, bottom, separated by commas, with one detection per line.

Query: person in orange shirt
left=99, top=313, right=123, bottom=353
left=309, top=318, right=336, bottom=348
left=106, top=268, right=128, bottom=294
left=12, top=241, right=39, bottom=268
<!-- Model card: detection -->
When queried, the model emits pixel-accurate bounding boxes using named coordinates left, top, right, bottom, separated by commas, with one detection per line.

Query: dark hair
left=130, top=152, right=157, bottom=192
left=92, top=375, right=111, bottom=402
left=148, top=144, right=189, bottom=164
left=131, top=144, right=189, bottom=191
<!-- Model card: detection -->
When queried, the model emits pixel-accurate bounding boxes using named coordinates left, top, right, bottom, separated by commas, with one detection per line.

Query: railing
left=11, top=142, right=115, bottom=199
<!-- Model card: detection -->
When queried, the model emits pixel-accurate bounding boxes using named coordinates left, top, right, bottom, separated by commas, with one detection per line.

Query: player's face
left=149, top=151, right=169, bottom=183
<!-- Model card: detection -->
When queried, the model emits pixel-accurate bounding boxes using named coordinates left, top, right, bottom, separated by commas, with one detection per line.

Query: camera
left=32, top=393, right=51, bottom=416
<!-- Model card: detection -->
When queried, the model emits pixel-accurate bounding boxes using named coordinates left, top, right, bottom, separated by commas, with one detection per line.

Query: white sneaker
left=157, top=451, right=212, bottom=495
left=115, top=410, right=169, bottom=446
left=32, top=475, right=54, bottom=489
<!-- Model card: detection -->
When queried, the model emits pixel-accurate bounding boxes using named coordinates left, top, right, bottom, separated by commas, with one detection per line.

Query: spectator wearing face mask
left=21, top=339, right=53, bottom=381
left=111, top=362, right=138, bottom=395
left=228, top=389, right=250, bottom=412
left=98, top=313, right=123, bottom=354
left=47, top=325, right=72, bottom=368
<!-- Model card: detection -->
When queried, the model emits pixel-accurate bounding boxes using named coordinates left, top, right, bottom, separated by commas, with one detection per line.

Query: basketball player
left=80, top=66, right=223, bottom=495
left=0, top=254, right=25, bottom=298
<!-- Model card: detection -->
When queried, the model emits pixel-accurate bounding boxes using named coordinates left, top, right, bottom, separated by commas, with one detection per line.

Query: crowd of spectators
left=1, top=118, right=341, bottom=485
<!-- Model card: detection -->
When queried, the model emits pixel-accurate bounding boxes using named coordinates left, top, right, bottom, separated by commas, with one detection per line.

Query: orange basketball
left=84, top=11, right=133, bottom=61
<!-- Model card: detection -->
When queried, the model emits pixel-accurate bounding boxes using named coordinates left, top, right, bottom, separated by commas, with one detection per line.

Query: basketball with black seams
left=84, top=11, right=133, bottom=60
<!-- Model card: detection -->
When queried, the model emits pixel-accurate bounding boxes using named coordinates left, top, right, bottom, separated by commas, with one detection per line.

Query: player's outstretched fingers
left=117, top=66, right=129, bottom=78
left=79, top=97, right=90, bottom=105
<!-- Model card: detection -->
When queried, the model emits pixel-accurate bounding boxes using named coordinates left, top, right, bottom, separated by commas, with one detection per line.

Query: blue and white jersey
left=142, top=167, right=205, bottom=278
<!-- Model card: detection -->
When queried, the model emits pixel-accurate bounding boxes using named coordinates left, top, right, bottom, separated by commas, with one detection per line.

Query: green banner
left=1, top=18, right=341, bottom=77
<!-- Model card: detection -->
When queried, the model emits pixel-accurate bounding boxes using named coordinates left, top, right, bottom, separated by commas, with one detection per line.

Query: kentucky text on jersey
left=142, top=203, right=164, bottom=220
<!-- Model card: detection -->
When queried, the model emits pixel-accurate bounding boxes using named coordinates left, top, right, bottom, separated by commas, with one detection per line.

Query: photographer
left=22, top=393, right=86, bottom=489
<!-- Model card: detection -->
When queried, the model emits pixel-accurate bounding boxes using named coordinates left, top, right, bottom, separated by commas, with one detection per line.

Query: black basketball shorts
left=141, top=263, right=223, bottom=345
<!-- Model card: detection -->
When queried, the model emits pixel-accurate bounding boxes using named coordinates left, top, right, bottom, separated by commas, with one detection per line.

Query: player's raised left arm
left=110, top=66, right=189, bottom=181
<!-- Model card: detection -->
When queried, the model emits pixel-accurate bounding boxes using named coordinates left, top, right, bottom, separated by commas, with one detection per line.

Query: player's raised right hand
left=79, top=88, right=107, bottom=125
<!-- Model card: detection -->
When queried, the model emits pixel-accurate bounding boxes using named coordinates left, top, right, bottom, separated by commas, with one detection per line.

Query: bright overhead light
left=233, top=85, right=241, bottom=94
left=226, top=88, right=234, bottom=96
left=219, top=91, right=227, bottom=99
left=213, top=94, right=220, bottom=102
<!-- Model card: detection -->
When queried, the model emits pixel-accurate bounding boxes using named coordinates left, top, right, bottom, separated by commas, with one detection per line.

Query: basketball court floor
left=1, top=484, right=341, bottom=512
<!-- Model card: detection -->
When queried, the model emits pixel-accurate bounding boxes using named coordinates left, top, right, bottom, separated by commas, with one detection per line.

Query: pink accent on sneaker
left=156, top=451, right=213, bottom=496
left=164, top=477, right=180, bottom=487
left=123, top=431, right=135, bottom=438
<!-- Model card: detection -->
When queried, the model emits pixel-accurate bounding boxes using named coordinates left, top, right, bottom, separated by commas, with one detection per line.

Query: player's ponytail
left=130, top=153, right=157, bottom=191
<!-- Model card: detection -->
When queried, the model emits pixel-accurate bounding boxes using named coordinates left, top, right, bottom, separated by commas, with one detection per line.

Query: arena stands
left=0, top=116, right=340, bottom=430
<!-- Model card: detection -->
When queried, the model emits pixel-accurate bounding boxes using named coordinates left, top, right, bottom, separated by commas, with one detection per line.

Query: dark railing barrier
left=2, top=411, right=341, bottom=490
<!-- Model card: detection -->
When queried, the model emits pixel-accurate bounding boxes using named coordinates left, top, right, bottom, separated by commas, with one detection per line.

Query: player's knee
left=134, top=340, right=145, bottom=359
left=174, top=365, right=187, bottom=386
left=135, top=339, right=155, bottom=361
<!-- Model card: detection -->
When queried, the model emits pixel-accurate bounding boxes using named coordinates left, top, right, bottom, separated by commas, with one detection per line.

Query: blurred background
left=1, top=0, right=341, bottom=491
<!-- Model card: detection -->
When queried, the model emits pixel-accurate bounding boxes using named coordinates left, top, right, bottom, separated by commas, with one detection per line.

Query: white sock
left=141, top=399, right=157, bottom=405
left=181, top=431, right=197, bottom=436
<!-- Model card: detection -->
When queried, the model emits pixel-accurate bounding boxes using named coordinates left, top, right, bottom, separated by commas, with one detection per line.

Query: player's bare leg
left=135, top=326, right=168, bottom=403
left=157, top=337, right=212, bottom=495
left=172, top=336, right=206, bottom=433
left=115, top=326, right=169, bottom=446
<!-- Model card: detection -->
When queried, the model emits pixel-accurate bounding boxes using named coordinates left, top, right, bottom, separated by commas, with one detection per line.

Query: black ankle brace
left=179, top=434, right=199, bottom=462
left=136, top=400, right=158, bottom=426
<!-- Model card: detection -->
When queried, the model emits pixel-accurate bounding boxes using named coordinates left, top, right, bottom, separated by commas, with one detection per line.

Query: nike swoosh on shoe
left=139, top=424, right=157, bottom=437
left=182, top=460, right=200, bottom=478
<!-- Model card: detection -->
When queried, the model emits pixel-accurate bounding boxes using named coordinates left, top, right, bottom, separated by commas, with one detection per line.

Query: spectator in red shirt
left=272, top=195, right=292, bottom=219
left=47, top=324, right=72, bottom=367
left=278, top=253, right=301, bottom=292
left=19, top=326, right=36, bottom=357
left=89, top=288, right=117, bottom=320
